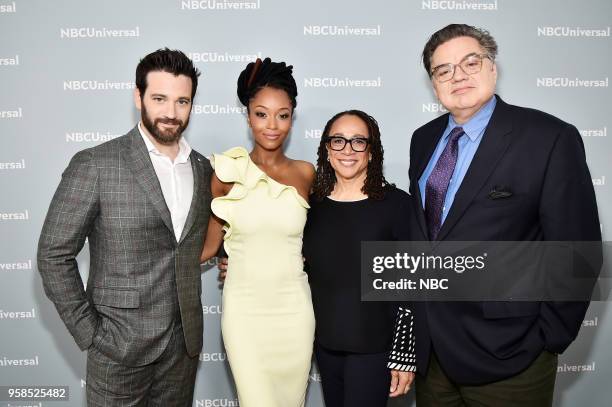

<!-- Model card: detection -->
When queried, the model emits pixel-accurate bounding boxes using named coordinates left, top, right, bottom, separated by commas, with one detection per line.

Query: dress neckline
left=325, top=196, right=369, bottom=203
left=325, top=196, right=369, bottom=205
left=245, top=152, right=310, bottom=208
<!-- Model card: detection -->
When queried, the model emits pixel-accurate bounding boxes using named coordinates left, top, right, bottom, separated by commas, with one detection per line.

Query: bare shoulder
left=290, top=159, right=316, bottom=183
left=283, top=159, right=315, bottom=200
left=210, top=172, right=233, bottom=198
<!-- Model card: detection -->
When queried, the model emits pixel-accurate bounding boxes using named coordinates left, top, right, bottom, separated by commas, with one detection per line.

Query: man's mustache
left=155, top=118, right=183, bottom=126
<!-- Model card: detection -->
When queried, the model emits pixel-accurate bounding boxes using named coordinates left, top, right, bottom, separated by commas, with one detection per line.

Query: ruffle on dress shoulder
left=210, top=146, right=309, bottom=240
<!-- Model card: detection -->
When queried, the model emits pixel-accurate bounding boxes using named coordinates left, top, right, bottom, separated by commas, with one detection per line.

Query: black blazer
left=408, top=95, right=601, bottom=385
left=303, top=187, right=412, bottom=353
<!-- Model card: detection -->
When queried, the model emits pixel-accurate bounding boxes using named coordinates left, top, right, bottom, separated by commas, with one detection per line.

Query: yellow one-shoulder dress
left=211, top=147, right=315, bottom=407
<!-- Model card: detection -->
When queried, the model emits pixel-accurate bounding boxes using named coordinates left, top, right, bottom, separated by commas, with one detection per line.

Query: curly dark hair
left=136, top=48, right=200, bottom=100
left=312, top=110, right=393, bottom=201
left=236, top=57, right=297, bottom=111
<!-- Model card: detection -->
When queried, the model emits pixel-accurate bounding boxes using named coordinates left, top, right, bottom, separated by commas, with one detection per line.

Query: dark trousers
left=416, top=351, right=557, bottom=407
left=315, top=342, right=391, bottom=407
left=86, top=321, right=199, bottom=407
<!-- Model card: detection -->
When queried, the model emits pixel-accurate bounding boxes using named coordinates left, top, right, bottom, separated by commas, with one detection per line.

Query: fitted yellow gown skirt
left=211, top=147, right=315, bottom=407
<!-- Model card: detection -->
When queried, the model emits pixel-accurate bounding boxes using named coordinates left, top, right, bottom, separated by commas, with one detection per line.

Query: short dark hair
left=237, top=57, right=298, bottom=111
left=312, top=110, right=393, bottom=201
left=135, top=48, right=200, bottom=100
left=422, top=24, right=498, bottom=77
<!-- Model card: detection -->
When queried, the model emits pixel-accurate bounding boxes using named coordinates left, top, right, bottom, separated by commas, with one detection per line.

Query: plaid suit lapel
left=178, top=152, right=206, bottom=244
left=123, top=127, right=175, bottom=236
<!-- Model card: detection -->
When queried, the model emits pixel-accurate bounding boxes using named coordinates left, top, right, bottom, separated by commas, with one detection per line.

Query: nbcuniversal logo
left=181, top=0, right=260, bottom=10
left=537, top=26, right=610, bottom=37
left=305, top=129, right=322, bottom=139
left=195, top=400, right=239, bottom=407
left=303, top=77, right=382, bottom=88
left=421, top=0, right=497, bottom=10
left=0, top=1, right=16, bottom=13
left=422, top=103, right=447, bottom=113
left=536, top=77, right=608, bottom=88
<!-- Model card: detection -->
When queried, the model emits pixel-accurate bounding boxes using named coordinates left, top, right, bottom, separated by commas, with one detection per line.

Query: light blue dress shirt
left=418, top=96, right=497, bottom=224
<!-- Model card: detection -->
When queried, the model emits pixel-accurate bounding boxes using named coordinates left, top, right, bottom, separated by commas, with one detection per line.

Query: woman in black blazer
left=303, top=110, right=416, bottom=407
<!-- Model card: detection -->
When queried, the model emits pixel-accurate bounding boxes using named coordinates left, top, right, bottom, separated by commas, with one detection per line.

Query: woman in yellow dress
left=200, top=58, right=315, bottom=407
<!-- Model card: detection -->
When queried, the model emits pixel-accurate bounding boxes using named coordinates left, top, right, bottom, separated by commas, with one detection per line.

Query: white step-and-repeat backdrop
left=1, top=0, right=610, bottom=406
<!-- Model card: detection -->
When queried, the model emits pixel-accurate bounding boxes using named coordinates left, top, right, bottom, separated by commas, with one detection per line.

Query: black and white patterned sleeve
left=387, top=306, right=417, bottom=372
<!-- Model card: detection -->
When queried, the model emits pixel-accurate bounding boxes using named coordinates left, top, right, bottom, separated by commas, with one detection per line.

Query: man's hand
left=389, top=369, right=415, bottom=397
left=218, top=257, right=228, bottom=282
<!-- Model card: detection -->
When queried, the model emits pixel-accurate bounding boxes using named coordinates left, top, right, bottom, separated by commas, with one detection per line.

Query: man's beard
left=141, top=103, right=189, bottom=145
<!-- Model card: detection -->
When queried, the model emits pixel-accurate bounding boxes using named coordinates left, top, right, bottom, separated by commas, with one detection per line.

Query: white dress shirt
left=138, top=123, right=194, bottom=241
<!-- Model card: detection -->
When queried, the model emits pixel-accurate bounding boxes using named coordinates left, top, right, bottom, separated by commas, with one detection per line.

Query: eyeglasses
left=325, top=136, right=370, bottom=152
left=431, top=53, right=492, bottom=83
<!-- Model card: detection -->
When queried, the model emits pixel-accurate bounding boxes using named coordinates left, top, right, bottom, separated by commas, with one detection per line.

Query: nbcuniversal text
left=361, top=241, right=608, bottom=301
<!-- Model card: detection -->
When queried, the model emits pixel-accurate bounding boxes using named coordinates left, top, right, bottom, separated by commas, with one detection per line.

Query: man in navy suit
left=408, top=24, right=601, bottom=406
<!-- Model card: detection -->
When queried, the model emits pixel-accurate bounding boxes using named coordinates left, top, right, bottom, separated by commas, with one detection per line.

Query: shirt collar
left=138, top=122, right=192, bottom=164
left=446, top=95, right=497, bottom=142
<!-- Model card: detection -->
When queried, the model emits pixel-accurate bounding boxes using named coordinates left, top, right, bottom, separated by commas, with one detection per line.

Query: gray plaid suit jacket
left=37, top=126, right=212, bottom=367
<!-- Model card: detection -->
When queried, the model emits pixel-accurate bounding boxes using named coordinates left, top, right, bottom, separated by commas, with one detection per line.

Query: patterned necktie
left=425, top=126, right=465, bottom=240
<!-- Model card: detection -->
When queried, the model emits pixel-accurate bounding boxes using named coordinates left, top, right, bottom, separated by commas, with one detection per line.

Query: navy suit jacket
left=408, top=95, right=602, bottom=385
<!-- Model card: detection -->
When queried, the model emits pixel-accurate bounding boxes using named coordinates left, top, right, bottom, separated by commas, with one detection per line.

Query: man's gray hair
left=422, top=24, right=498, bottom=77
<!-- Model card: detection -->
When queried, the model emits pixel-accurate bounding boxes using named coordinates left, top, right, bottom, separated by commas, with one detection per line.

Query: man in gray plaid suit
left=37, top=49, right=212, bottom=406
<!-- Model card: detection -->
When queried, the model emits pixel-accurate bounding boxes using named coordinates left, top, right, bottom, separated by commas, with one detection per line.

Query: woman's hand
left=200, top=173, right=232, bottom=264
left=218, top=257, right=228, bottom=282
left=389, top=369, right=415, bottom=397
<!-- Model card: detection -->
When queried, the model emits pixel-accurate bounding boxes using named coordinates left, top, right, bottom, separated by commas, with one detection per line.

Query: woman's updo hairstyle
left=237, top=57, right=298, bottom=111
